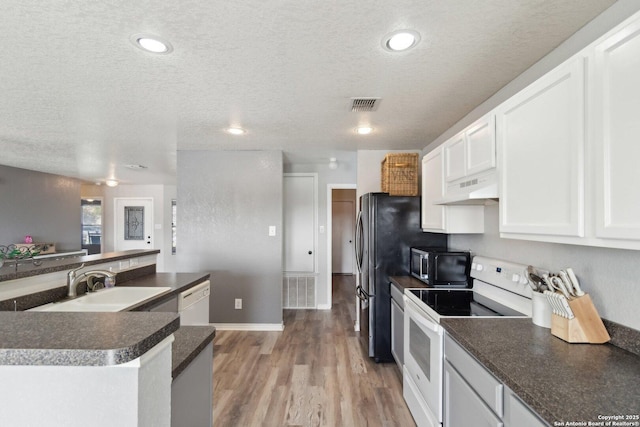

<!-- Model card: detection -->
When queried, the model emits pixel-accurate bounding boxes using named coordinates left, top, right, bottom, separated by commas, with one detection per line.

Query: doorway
left=331, top=197, right=355, bottom=274
left=114, top=198, right=154, bottom=252
left=326, top=185, right=357, bottom=309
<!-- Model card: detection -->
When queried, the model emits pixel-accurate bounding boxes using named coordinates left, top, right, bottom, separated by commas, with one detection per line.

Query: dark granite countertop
left=0, top=249, right=160, bottom=282
left=390, top=275, right=429, bottom=291
left=441, top=318, right=640, bottom=425
left=119, top=272, right=210, bottom=311
left=0, top=311, right=179, bottom=366
left=171, top=325, right=216, bottom=379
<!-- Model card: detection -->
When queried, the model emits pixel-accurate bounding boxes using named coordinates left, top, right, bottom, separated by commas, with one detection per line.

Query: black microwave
left=410, top=248, right=471, bottom=287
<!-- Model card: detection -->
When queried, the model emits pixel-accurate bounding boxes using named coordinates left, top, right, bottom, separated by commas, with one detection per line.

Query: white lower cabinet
left=421, top=147, right=484, bottom=234
left=390, top=285, right=404, bottom=370
left=444, top=361, right=502, bottom=427
left=504, top=388, right=548, bottom=427
left=444, top=334, right=547, bottom=427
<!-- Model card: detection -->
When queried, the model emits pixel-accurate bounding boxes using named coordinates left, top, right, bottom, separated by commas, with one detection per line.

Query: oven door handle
left=405, top=298, right=441, bottom=333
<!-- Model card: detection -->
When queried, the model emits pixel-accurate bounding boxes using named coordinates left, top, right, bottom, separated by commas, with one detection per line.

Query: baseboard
left=316, top=303, right=331, bottom=310
left=211, top=323, right=285, bottom=331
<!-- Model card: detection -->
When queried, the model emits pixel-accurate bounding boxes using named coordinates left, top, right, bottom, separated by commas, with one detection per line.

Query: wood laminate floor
left=212, top=275, right=416, bottom=427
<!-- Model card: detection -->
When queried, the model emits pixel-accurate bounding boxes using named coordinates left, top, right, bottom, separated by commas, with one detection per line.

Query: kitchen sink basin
left=29, top=287, right=172, bottom=312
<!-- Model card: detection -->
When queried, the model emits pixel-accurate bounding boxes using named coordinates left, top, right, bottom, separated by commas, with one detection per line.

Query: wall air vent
left=351, top=98, right=381, bottom=112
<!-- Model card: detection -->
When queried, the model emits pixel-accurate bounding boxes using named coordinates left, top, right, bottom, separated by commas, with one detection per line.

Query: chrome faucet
left=67, top=263, right=117, bottom=298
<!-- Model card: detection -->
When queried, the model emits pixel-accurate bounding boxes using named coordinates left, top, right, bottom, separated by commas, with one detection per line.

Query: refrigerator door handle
left=355, top=285, right=372, bottom=301
left=354, top=211, right=363, bottom=273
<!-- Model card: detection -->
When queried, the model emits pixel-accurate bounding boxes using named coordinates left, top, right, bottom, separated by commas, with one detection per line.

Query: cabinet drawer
left=445, top=335, right=503, bottom=417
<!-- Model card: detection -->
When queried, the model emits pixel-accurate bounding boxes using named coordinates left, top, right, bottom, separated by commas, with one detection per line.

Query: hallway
left=212, top=275, right=415, bottom=426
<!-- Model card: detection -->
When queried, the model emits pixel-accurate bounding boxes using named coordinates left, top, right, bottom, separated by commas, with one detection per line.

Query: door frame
left=325, top=183, right=357, bottom=310
left=113, top=197, right=154, bottom=252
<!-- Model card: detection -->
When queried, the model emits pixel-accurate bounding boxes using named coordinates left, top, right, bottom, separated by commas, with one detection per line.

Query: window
left=81, top=199, right=102, bottom=254
left=172, top=200, right=177, bottom=254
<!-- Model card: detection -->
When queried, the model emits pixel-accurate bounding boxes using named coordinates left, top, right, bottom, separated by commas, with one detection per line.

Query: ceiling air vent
left=351, top=98, right=380, bottom=112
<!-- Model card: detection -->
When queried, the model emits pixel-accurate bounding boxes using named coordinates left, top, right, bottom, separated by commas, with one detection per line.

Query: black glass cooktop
left=408, top=289, right=526, bottom=317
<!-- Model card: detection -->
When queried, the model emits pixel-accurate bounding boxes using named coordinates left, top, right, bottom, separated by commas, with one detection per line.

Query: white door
left=114, top=198, right=154, bottom=251
left=283, top=174, right=316, bottom=273
left=331, top=201, right=354, bottom=274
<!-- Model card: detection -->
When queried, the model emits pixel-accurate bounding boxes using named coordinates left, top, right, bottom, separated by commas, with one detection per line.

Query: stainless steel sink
left=29, top=287, right=172, bottom=312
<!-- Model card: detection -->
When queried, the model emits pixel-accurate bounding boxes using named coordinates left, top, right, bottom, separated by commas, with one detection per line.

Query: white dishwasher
left=178, top=280, right=210, bottom=325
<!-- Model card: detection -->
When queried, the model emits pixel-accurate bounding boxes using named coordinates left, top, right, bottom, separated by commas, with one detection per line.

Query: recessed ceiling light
left=356, top=126, right=373, bottom=135
left=227, top=127, right=246, bottom=135
left=125, top=164, right=148, bottom=170
left=130, top=33, right=173, bottom=54
left=382, top=30, right=421, bottom=52
left=105, top=179, right=119, bottom=187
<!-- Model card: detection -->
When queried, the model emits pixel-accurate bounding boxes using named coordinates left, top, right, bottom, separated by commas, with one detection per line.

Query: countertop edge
left=171, top=325, right=216, bottom=379
left=0, top=249, right=160, bottom=282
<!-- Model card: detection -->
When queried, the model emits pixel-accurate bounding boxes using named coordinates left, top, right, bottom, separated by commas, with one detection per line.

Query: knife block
left=550, top=294, right=610, bottom=344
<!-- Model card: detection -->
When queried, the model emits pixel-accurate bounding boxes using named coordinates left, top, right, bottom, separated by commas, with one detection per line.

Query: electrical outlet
left=119, top=260, right=130, bottom=270
left=235, top=298, right=242, bottom=309
left=129, top=258, right=139, bottom=267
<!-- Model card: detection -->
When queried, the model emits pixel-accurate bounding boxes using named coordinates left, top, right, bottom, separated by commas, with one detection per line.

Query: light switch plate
left=268, top=226, right=276, bottom=236
left=319, top=225, right=325, bottom=233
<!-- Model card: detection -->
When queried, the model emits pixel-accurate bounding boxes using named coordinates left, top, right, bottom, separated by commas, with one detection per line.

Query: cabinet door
left=391, top=298, right=404, bottom=369
left=444, top=361, right=503, bottom=427
left=422, top=149, right=446, bottom=232
left=503, top=389, right=547, bottom=427
left=466, top=114, right=496, bottom=176
left=444, top=133, right=466, bottom=182
left=593, top=17, right=640, bottom=240
left=498, top=56, right=586, bottom=237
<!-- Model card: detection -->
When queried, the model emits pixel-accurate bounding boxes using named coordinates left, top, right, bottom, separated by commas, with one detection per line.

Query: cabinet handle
left=308, top=251, right=312, bottom=255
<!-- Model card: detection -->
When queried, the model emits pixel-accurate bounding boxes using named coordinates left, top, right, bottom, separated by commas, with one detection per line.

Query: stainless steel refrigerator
left=355, top=193, right=447, bottom=362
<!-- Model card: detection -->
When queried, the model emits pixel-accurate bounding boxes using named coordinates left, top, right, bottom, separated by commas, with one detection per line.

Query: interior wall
left=177, top=150, right=283, bottom=325
left=0, top=165, right=81, bottom=251
left=285, top=152, right=357, bottom=308
left=450, top=205, right=639, bottom=330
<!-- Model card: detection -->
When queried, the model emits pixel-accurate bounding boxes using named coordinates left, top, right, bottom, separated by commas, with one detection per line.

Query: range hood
left=434, top=173, right=499, bottom=205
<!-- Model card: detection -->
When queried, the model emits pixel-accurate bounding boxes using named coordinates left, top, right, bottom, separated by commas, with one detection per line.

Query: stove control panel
left=471, top=256, right=542, bottom=297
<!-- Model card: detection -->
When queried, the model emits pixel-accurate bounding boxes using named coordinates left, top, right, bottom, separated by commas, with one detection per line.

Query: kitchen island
left=441, top=318, right=640, bottom=426
left=0, top=249, right=216, bottom=426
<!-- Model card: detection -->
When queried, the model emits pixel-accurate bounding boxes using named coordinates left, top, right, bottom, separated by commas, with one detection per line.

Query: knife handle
left=566, top=268, right=586, bottom=296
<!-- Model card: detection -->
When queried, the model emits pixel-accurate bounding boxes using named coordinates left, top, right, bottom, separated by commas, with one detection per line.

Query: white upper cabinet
left=496, top=10, right=640, bottom=250
left=593, top=16, right=640, bottom=241
left=466, top=116, right=496, bottom=176
left=422, top=148, right=446, bottom=232
left=444, top=114, right=496, bottom=184
left=444, top=132, right=467, bottom=182
left=497, top=55, right=586, bottom=238
left=422, top=147, right=484, bottom=234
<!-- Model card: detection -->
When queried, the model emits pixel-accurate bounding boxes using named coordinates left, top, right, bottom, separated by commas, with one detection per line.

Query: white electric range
left=402, top=256, right=538, bottom=427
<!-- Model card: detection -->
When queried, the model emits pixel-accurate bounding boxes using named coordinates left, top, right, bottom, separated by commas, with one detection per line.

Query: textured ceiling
left=0, top=0, right=615, bottom=184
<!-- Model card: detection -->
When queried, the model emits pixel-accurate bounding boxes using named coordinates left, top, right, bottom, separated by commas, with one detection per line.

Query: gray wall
left=450, top=205, right=640, bottom=331
left=0, top=165, right=81, bottom=251
left=177, top=151, right=283, bottom=325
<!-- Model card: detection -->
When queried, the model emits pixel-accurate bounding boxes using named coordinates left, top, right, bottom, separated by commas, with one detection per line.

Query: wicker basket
left=381, top=153, right=419, bottom=196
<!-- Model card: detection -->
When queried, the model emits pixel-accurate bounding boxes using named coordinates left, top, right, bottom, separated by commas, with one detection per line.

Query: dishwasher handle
left=178, top=280, right=210, bottom=311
